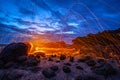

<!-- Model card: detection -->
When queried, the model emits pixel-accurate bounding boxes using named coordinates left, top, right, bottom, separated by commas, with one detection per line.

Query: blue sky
left=0, top=0, right=120, bottom=43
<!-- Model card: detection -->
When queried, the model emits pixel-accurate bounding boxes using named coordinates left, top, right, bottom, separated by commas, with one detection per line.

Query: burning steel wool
left=25, top=41, right=77, bottom=57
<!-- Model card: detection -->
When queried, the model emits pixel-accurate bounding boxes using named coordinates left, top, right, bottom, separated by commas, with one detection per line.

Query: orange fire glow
left=25, top=40, right=77, bottom=56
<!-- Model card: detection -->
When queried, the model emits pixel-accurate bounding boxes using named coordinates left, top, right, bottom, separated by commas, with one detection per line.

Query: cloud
left=0, top=17, right=8, bottom=22
left=19, top=7, right=36, bottom=15
left=0, top=22, right=39, bottom=36
left=14, top=18, right=35, bottom=26
left=0, top=22, right=31, bottom=43
left=14, top=18, right=53, bottom=30
left=31, top=0, right=69, bottom=26
left=45, top=0, right=74, bottom=8
left=0, top=0, right=120, bottom=43
left=31, top=0, right=51, bottom=11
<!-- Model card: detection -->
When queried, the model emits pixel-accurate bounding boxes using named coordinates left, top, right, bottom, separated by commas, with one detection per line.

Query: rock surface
left=0, top=42, right=120, bottom=80
left=42, top=68, right=56, bottom=78
left=0, top=43, right=28, bottom=62
left=62, top=66, right=71, bottom=73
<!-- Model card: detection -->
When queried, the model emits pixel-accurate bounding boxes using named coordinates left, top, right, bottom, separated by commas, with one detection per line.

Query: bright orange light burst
left=25, top=39, right=76, bottom=56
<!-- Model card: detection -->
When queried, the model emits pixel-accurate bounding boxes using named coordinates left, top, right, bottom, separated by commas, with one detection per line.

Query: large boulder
left=0, top=43, right=28, bottom=62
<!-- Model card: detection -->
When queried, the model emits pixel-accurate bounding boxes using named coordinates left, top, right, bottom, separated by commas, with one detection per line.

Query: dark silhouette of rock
left=78, top=56, right=93, bottom=62
left=50, top=66, right=58, bottom=72
left=69, top=56, right=74, bottom=62
left=17, top=56, right=27, bottom=63
left=75, top=75, right=97, bottom=80
left=28, top=66, right=41, bottom=73
left=48, top=57, right=53, bottom=61
left=64, top=63, right=71, bottom=66
left=60, top=54, right=66, bottom=60
left=76, top=66, right=83, bottom=70
left=97, top=59, right=106, bottom=64
left=42, top=68, right=56, bottom=78
left=56, top=60, right=60, bottom=63
left=0, top=60, right=4, bottom=68
left=23, top=56, right=40, bottom=67
left=75, top=63, right=78, bottom=65
left=34, top=52, right=46, bottom=57
left=86, top=60, right=96, bottom=66
left=62, top=66, right=71, bottom=73
left=8, top=70, right=24, bottom=80
left=50, top=54, right=56, bottom=58
left=4, top=62, right=16, bottom=69
left=91, top=63, right=117, bottom=77
left=0, top=71, right=9, bottom=80
left=0, top=70, right=24, bottom=80
left=0, top=43, right=28, bottom=62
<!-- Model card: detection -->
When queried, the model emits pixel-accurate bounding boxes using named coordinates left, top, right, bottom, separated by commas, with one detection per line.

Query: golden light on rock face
left=25, top=40, right=77, bottom=56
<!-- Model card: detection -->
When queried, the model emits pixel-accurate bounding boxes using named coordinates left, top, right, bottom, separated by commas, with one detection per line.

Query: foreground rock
left=0, top=43, right=28, bottom=62
left=69, top=56, right=74, bottom=62
left=86, top=60, right=96, bottom=66
left=76, top=66, right=83, bottom=70
left=50, top=66, right=59, bottom=72
left=0, top=70, right=28, bottom=80
left=16, top=56, right=28, bottom=63
left=0, top=43, right=40, bottom=69
left=62, top=66, right=71, bottom=73
left=0, top=42, right=119, bottom=80
left=34, top=52, right=46, bottom=58
left=42, top=68, right=56, bottom=78
left=77, top=56, right=93, bottom=62
left=91, top=63, right=117, bottom=77
left=75, top=75, right=97, bottom=80
left=60, top=54, right=66, bottom=60
left=22, top=56, right=40, bottom=67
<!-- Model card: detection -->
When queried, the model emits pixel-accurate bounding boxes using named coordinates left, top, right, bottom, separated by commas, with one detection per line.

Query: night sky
left=0, top=0, right=120, bottom=44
